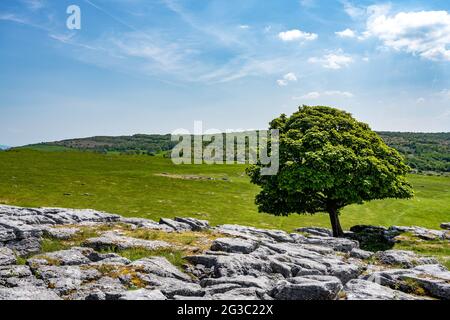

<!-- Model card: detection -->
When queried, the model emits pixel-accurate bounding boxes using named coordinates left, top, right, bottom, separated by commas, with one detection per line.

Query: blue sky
left=1, top=0, right=450, bottom=146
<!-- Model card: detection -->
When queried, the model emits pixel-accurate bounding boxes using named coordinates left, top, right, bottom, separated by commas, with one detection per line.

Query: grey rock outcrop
left=33, top=265, right=102, bottom=296
left=0, top=285, right=61, bottom=300
left=69, top=276, right=126, bottom=300
left=0, top=205, right=121, bottom=257
left=375, top=250, right=439, bottom=268
left=159, top=218, right=192, bottom=231
left=120, top=217, right=173, bottom=231
left=0, top=205, right=449, bottom=301
left=33, top=247, right=95, bottom=266
left=271, top=275, right=343, bottom=300
left=131, top=257, right=192, bottom=282
left=349, top=224, right=450, bottom=250
left=187, top=253, right=273, bottom=278
left=350, top=248, right=373, bottom=260
left=200, top=275, right=275, bottom=290
left=0, top=247, right=16, bottom=266
left=344, top=279, right=421, bottom=300
left=216, top=225, right=293, bottom=243
left=295, top=227, right=333, bottom=237
left=301, top=236, right=358, bottom=253
left=118, top=289, right=167, bottom=300
left=174, top=217, right=210, bottom=231
left=6, top=238, right=41, bottom=257
left=41, top=227, right=80, bottom=240
left=211, top=287, right=268, bottom=300
left=143, top=276, right=205, bottom=298
left=0, top=205, right=120, bottom=226
left=210, top=238, right=258, bottom=254
left=0, top=265, right=39, bottom=288
left=364, top=264, right=450, bottom=300
left=0, top=226, right=16, bottom=242
left=390, top=226, right=449, bottom=241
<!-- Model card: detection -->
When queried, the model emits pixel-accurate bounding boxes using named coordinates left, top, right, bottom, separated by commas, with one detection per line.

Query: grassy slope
left=0, top=149, right=449, bottom=232
left=20, top=131, right=450, bottom=173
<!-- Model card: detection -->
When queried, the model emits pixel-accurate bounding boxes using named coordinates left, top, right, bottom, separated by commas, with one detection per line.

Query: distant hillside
left=0, top=145, right=10, bottom=150
left=378, top=132, right=450, bottom=173
left=22, top=134, right=176, bottom=156
left=19, top=132, right=450, bottom=173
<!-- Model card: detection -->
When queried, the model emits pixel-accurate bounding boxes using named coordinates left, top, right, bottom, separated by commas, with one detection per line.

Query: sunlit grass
left=0, top=149, right=449, bottom=232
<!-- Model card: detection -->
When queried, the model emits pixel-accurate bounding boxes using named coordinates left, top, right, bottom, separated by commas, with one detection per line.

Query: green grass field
left=0, top=149, right=449, bottom=232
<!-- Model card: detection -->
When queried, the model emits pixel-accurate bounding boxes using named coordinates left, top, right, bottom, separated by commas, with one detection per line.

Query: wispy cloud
left=416, top=97, right=426, bottom=104
left=112, top=31, right=194, bottom=74
left=300, top=0, right=316, bottom=8
left=0, top=12, right=51, bottom=31
left=0, top=13, right=29, bottom=24
left=294, top=90, right=354, bottom=100
left=198, top=56, right=290, bottom=83
left=341, top=0, right=366, bottom=19
left=161, top=0, right=246, bottom=48
left=440, top=89, right=450, bottom=99
left=308, top=50, right=354, bottom=69
left=295, top=91, right=321, bottom=99
left=22, top=0, right=45, bottom=11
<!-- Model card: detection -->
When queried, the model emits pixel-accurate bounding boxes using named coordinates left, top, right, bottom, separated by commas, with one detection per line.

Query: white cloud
left=335, top=28, right=371, bottom=41
left=308, top=51, right=354, bottom=69
left=362, top=57, right=370, bottom=62
left=294, top=90, right=354, bottom=99
left=335, top=28, right=356, bottom=38
left=239, top=25, right=250, bottom=29
left=297, top=92, right=321, bottom=99
left=365, top=9, right=450, bottom=61
left=278, top=29, right=318, bottom=41
left=277, top=72, right=298, bottom=86
left=284, top=72, right=297, bottom=81
left=416, top=97, right=426, bottom=104
left=324, top=90, right=354, bottom=98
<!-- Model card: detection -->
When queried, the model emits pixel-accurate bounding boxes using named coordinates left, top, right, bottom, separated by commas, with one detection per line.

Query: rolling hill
left=17, top=132, right=450, bottom=173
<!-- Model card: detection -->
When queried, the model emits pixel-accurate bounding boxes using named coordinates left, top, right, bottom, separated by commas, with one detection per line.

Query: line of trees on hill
left=18, top=132, right=450, bottom=173
left=379, top=132, right=450, bottom=173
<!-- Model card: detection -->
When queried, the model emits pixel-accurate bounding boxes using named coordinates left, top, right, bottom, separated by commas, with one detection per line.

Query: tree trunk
left=327, top=203, right=344, bottom=238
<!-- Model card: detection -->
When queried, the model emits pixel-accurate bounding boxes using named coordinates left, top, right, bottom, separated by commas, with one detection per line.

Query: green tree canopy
left=247, top=106, right=414, bottom=237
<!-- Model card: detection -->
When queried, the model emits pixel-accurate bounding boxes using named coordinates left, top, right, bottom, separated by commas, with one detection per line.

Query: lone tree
left=247, top=106, right=414, bottom=237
